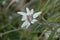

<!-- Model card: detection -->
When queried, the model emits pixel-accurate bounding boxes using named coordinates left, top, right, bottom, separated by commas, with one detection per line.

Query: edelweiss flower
left=57, top=28, right=60, bottom=32
left=44, top=31, right=51, bottom=40
left=17, top=8, right=41, bottom=29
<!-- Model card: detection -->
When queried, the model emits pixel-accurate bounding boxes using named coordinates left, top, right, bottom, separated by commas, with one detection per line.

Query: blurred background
left=0, top=0, right=60, bottom=40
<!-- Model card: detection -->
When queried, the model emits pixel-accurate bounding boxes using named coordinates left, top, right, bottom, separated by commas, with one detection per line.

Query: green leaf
left=48, top=26, right=59, bottom=40
left=0, top=0, right=2, bottom=5
left=3, top=31, right=20, bottom=40
left=55, top=16, right=60, bottom=23
left=8, top=31, right=20, bottom=40
left=47, top=13, right=60, bottom=22
left=31, top=23, right=48, bottom=34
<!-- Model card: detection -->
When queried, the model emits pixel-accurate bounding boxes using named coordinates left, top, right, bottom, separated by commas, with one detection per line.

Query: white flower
left=2, top=1, right=6, bottom=5
left=57, top=28, right=60, bottom=32
left=44, top=31, right=51, bottom=40
left=17, top=8, right=41, bottom=29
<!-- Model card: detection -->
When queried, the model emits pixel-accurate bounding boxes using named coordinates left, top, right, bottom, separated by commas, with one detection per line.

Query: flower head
left=17, top=8, right=41, bottom=29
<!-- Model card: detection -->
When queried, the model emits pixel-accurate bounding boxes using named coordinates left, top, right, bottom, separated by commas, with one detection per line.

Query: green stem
left=1, top=28, right=22, bottom=36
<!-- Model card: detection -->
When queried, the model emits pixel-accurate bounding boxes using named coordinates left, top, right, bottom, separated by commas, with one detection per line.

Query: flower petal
left=26, top=8, right=30, bottom=15
left=45, top=31, right=51, bottom=40
left=57, top=28, right=60, bottom=32
left=17, top=12, right=26, bottom=15
left=33, top=12, right=41, bottom=18
left=31, top=19, right=37, bottom=24
left=21, top=15, right=27, bottom=21
left=26, top=21, right=30, bottom=29
left=30, top=9, right=34, bottom=14
left=21, top=21, right=28, bottom=28
left=21, top=21, right=30, bottom=29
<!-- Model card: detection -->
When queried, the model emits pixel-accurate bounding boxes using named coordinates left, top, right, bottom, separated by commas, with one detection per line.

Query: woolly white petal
left=26, top=8, right=30, bottom=14
left=17, top=12, right=26, bottom=15
left=21, top=21, right=30, bottom=29
left=25, top=21, right=30, bottom=29
left=44, top=31, right=51, bottom=40
left=21, top=21, right=27, bottom=28
left=57, top=28, right=60, bottom=32
left=31, top=19, right=37, bottom=24
left=21, top=15, right=27, bottom=21
left=30, top=9, right=34, bottom=14
left=33, top=12, right=41, bottom=18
